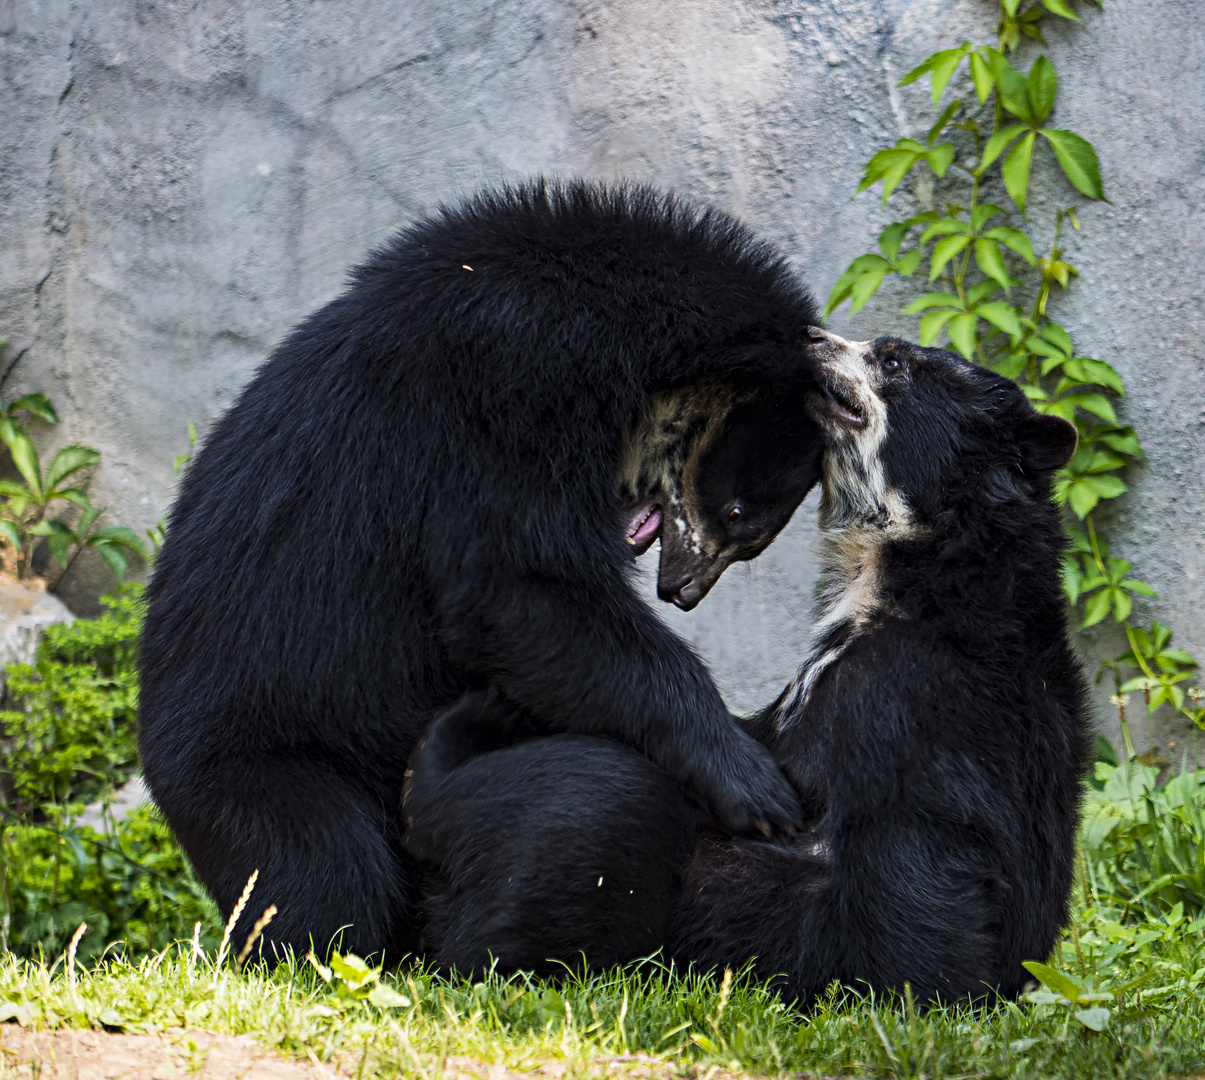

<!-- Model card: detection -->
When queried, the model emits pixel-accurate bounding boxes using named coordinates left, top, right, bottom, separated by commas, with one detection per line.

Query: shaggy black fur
left=138, top=180, right=820, bottom=961
left=403, top=386, right=824, bottom=974
left=408, top=334, right=1091, bottom=1004
left=403, top=690, right=699, bottom=976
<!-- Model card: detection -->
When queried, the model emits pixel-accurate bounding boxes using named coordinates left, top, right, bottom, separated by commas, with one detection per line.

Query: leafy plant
left=306, top=951, right=413, bottom=1010
left=0, top=390, right=146, bottom=584
left=825, top=0, right=1203, bottom=745
left=0, top=585, right=215, bottom=960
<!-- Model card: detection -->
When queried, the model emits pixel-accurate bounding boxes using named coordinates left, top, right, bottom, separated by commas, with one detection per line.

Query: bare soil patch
left=0, top=1027, right=336, bottom=1080
left=0, top=1029, right=759, bottom=1080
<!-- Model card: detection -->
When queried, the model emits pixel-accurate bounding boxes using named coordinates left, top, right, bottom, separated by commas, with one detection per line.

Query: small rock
left=77, top=774, right=152, bottom=831
left=0, top=575, right=74, bottom=695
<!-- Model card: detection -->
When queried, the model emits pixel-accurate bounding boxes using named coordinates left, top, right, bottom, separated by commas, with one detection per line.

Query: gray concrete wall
left=1, top=0, right=1202, bottom=751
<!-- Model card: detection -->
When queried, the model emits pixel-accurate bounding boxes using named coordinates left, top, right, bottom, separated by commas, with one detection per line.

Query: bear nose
left=658, top=574, right=704, bottom=611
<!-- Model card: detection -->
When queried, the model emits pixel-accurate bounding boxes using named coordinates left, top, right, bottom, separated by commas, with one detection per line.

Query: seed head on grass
left=216, top=869, right=258, bottom=969
left=235, top=904, right=278, bottom=973
left=66, top=921, right=87, bottom=993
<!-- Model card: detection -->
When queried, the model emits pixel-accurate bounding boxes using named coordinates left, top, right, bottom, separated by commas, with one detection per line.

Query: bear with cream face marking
left=138, top=180, right=822, bottom=962
left=674, top=328, right=1090, bottom=1004
left=403, top=330, right=1090, bottom=1003
left=403, top=386, right=822, bottom=976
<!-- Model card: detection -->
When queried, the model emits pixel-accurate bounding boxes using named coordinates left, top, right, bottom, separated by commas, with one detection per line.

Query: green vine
left=825, top=0, right=1203, bottom=760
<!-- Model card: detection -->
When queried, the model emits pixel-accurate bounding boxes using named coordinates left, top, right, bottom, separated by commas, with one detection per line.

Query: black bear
left=406, top=329, right=1091, bottom=1004
left=138, top=180, right=822, bottom=960
left=403, top=382, right=824, bottom=973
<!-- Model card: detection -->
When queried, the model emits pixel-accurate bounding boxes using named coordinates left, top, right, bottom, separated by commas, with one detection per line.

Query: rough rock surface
left=0, top=1, right=1201, bottom=752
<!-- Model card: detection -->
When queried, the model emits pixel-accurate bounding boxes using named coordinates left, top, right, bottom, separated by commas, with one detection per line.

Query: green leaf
left=825, top=254, right=894, bottom=317
left=918, top=310, right=958, bottom=346
left=367, top=984, right=412, bottom=1009
left=967, top=278, right=1002, bottom=305
left=1094, top=426, right=1144, bottom=458
left=1041, top=322, right=1075, bottom=354
left=1121, top=578, right=1158, bottom=599
left=6, top=392, right=58, bottom=424
left=0, top=519, right=21, bottom=552
left=976, top=301, right=1023, bottom=338
left=927, top=100, right=962, bottom=146
left=896, top=249, right=923, bottom=276
left=981, top=124, right=1026, bottom=170
left=859, top=141, right=930, bottom=202
left=1042, top=0, right=1082, bottom=20
left=878, top=222, right=911, bottom=262
left=1082, top=587, right=1113, bottom=626
left=1003, top=131, right=1036, bottom=215
left=903, top=292, right=961, bottom=315
left=998, top=63, right=1035, bottom=123
left=1064, top=393, right=1118, bottom=424
left=54, top=486, right=93, bottom=511
left=1086, top=474, right=1129, bottom=499
left=1075, top=1007, right=1110, bottom=1032
left=927, top=142, right=955, bottom=178
left=1112, top=589, right=1132, bottom=622
left=7, top=429, right=43, bottom=501
left=89, top=525, right=148, bottom=559
left=1065, top=478, right=1101, bottom=518
left=1041, top=129, right=1106, bottom=200
left=78, top=504, right=104, bottom=539
left=329, top=952, right=378, bottom=989
left=946, top=313, right=979, bottom=358
left=849, top=267, right=891, bottom=314
left=29, top=518, right=76, bottom=568
left=920, top=218, right=973, bottom=246
left=1021, top=961, right=1082, bottom=1002
left=1064, top=357, right=1125, bottom=395
left=93, top=541, right=130, bottom=582
left=1026, top=56, right=1058, bottom=123
left=975, top=239, right=1014, bottom=291
left=45, top=445, right=101, bottom=493
left=898, top=45, right=972, bottom=105
left=970, top=203, right=1004, bottom=232
left=929, top=234, right=972, bottom=281
left=969, top=52, right=994, bottom=104
left=983, top=227, right=1037, bottom=263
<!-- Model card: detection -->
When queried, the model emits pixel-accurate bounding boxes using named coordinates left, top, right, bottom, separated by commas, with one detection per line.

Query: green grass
left=1, top=930, right=1203, bottom=1080
left=3, top=794, right=1205, bottom=1080
left=3, top=698, right=1204, bottom=1079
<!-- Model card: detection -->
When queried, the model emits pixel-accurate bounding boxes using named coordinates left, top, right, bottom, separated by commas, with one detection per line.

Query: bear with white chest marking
left=405, top=328, right=1091, bottom=1004
left=676, top=327, right=1091, bottom=1004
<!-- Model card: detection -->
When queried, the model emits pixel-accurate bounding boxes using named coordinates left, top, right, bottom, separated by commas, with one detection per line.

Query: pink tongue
left=630, top=508, right=662, bottom=547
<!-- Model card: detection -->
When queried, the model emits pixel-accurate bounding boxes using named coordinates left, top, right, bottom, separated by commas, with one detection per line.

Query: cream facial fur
left=773, top=329, right=922, bottom=730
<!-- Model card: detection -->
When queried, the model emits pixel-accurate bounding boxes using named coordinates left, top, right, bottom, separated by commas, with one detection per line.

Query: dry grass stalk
left=216, top=869, right=258, bottom=969
left=66, top=921, right=88, bottom=992
left=235, top=904, right=278, bottom=972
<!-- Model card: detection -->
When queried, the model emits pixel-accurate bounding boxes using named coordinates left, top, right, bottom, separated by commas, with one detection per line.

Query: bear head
left=801, top=326, right=1076, bottom=534
left=620, top=380, right=823, bottom=610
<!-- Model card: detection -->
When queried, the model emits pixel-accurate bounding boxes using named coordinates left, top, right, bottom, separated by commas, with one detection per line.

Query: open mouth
left=625, top=501, right=663, bottom=555
left=812, top=381, right=867, bottom=428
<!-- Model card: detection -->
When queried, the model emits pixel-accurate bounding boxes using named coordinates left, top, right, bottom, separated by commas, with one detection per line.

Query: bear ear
left=1019, top=413, right=1077, bottom=472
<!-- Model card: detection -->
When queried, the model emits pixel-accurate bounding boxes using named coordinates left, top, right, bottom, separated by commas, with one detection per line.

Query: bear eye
left=882, top=354, right=902, bottom=372
left=727, top=505, right=743, bottom=524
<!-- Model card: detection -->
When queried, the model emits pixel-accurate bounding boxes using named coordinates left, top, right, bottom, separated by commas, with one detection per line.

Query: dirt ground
left=0, top=1028, right=338, bottom=1080
left=0, top=1027, right=747, bottom=1080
